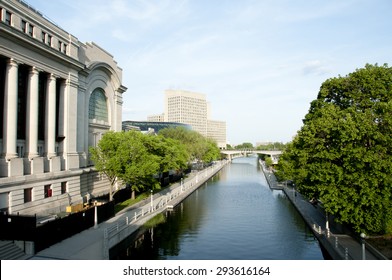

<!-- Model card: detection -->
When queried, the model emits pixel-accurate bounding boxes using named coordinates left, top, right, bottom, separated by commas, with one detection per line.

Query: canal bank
left=283, top=185, right=388, bottom=260
left=259, top=158, right=387, bottom=260
left=112, top=156, right=325, bottom=260
left=259, top=162, right=386, bottom=260
left=31, top=161, right=228, bottom=260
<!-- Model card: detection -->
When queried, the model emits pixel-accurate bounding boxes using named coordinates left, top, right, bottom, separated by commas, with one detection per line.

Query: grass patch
left=142, top=213, right=166, bottom=229
left=114, top=192, right=150, bottom=213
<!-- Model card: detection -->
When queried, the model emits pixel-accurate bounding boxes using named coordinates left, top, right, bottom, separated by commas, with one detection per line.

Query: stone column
left=45, top=74, right=56, bottom=159
left=3, top=58, right=18, bottom=160
left=65, top=73, right=80, bottom=170
left=58, top=79, right=65, bottom=140
left=25, top=67, right=39, bottom=159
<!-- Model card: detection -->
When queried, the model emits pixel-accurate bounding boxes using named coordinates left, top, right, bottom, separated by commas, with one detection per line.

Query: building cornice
left=0, top=24, right=84, bottom=74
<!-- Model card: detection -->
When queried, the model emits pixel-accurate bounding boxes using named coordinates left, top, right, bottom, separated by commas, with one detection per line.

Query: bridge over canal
left=221, top=150, right=282, bottom=163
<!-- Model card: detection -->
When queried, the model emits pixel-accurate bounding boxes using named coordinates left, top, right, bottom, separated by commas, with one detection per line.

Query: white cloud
left=26, top=0, right=392, bottom=144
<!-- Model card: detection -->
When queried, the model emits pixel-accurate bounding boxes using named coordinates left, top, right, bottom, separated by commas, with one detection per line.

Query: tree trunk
left=131, top=190, right=136, bottom=200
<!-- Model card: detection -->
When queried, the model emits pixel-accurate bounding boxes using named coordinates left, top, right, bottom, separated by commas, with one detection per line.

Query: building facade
left=164, top=89, right=208, bottom=137
left=0, top=0, right=126, bottom=216
left=163, top=89, right=227, bottom=149
left=207, top=120, right=227, bottom=149
left=147, top=113, right=165, bottom=122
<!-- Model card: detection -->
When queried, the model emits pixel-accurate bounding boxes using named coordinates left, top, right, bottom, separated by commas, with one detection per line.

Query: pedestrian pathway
left=30, top=162, right=226, bottom=260
left=283, top=185, right=387, bottom=260
left=259, top=159, right=387, bottom=260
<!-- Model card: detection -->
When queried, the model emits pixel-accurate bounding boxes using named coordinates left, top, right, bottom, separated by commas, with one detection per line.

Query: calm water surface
left=112, top=157, right=325, bottom=260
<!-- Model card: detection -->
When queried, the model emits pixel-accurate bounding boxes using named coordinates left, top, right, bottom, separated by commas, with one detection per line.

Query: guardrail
left=102, top=160, right=228, bottom=259
left=312, top=222, right=354, bottom=260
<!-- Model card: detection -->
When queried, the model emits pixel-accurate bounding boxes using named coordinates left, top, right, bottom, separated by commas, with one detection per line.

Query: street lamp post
left=150, top=189, right=154, bottom=212
left=326, top=213, right=330, bottom=237
left=360, top=233, right=366, bottom=260
left=94, top=201, right=98, bottom=229
left=292, top=183, right=296, bottom=201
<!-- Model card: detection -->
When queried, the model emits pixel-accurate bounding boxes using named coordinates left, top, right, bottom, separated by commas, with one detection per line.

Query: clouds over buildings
left=29, top=0, right=392, bottom=144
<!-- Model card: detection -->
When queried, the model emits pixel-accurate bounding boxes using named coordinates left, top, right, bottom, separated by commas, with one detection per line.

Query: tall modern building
left=164, top=89, right=208, bottom=136
left=0, top=0, right=127, bottom=216
left=207, top=120, right=227, bottom=149
left=163, top=89, right=226, bottom=149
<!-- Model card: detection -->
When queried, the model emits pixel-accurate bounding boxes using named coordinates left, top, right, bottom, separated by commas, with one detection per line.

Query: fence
left=0, top=201, right=115, bottom=253
left=102, top=161, right=227, bottom=259
left=0, top=213, right=36, bottom=241
left=311, top=222, right=354, bottom=260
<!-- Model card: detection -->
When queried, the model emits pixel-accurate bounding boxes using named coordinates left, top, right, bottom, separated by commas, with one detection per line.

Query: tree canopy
left=256, top=142, right=287, bottom=151
left=158, top=127, right=221, bottom=163
left=89, top=128, right=221, bottom=201
left=234, top=142, right=254, bottom=150
left=89, top=130, right=188, bottom=201
left=277, top=64, right=392, bottom=234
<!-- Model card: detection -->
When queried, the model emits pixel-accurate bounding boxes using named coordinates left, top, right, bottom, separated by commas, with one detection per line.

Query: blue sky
left=26, top=0, right=392, bottom=145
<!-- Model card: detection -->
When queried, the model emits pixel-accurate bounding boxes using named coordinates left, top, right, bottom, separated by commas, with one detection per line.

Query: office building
left=147, top=113, right=165, bottom=122
left=163, top=89, right=226, bottom=149
left=164, top=89, right=208, bottom=136
left=207, top=120, right=227, bottom=149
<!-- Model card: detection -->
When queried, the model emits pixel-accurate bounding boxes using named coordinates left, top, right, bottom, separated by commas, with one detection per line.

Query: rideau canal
left=111, top=156, right=326, bottom=260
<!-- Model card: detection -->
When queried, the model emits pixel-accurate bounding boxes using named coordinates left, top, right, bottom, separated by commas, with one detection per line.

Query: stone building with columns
left=0, top=0, right=127, bottom=216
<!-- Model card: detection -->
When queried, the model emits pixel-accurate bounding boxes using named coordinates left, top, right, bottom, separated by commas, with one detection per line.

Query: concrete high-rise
left=164, top=89, right=208, bottom=136
left=163, top=89, right=226, bottom=149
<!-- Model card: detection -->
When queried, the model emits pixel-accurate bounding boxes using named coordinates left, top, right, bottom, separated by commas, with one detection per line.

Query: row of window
left=0, top=7, right=68, bottom=54
left=24, top=182, right=67, bottom=203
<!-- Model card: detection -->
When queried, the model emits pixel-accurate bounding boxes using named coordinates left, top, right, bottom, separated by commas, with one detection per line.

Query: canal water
left=111, top=156, right=325, bottom=260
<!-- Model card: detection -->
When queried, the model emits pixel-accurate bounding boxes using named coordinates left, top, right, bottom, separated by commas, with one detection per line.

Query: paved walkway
left=276, top=180, right=386, bottom=259
left=259, top=160, right=387, bottom=260
left=30, top=163, right=226, bottom=260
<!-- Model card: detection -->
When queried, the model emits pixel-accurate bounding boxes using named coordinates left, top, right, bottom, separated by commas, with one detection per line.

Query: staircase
left=0, top=241, right=29, bottom=260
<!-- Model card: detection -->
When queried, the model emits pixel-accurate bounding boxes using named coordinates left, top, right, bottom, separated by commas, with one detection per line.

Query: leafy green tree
left=264, top=156, right=274, bottom=169
left=89, top=131, right=123, bottom=202
left=235, top=142, right=254, bottom=150
left=89, top=131, right=160, bottom=201
left=144, top=134, right=189, bottom=185
left=278, top=64, right=392, bottom=234
left=159, top=127, right=221, bottom=163
left=201, top=138, right=221, bottom=163
left=256, top=142, right=287, bottom=151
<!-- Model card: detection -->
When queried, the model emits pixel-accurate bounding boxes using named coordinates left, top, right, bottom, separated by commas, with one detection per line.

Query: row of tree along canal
left=110, top=156, right=328, bottom=260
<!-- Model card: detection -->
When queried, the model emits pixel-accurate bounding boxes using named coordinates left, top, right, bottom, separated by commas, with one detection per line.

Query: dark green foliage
left=234, top=142, right=254, bottom=150
left=278, top=64, right=392, bottom=234
left=158, top=127, right=221, bottom=163
left=90, top=130, right=189, bottom=201
left=256, top=142, right=287, bottom=151
left=89, top=128, right=220, bottom=202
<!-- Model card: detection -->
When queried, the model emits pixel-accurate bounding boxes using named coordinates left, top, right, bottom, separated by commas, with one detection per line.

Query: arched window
left=89, top=88, right=108, bottom=122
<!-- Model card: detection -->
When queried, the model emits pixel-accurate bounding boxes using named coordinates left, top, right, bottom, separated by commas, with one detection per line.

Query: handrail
left=102, top=161, right=228, bottom=258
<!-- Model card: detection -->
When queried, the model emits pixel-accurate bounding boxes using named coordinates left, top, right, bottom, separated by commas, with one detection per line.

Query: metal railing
left=312, top=222, right=354, bottom=260
left=102, top=161, right=228, bottom=259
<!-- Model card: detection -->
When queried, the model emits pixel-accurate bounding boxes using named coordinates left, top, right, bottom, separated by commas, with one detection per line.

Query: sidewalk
left=30, top=162, right=226, bottom=260
left=283, top=186, right=387, bottom=260
left=259, top=159, right=386, bottom=260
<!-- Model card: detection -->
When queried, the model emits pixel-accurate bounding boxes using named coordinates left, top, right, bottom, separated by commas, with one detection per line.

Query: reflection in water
left=111, top=156, right=324, bottom=260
